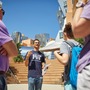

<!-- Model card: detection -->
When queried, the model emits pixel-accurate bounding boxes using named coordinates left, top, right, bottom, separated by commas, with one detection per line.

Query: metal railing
left=7, top=67, right=20, bottom=84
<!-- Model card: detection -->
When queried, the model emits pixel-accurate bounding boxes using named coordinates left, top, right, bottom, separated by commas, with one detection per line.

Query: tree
left=14, top=43, right=24, bottom=62
left=75, top=38, right=84, bottom=45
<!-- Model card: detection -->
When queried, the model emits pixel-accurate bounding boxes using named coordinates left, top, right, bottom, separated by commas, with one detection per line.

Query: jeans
left=64, top=80, right=76, bottom=90
left=0, top=75, right=7, bottom=90
left=28, top=77, right=43, bottom=90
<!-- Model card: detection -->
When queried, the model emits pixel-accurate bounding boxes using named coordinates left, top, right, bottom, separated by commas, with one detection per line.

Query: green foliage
left=13, top=43, right=24, bottom=62
left=14, top=54, right=23, bottom=62
left=75, top=38, right=84, bottom=45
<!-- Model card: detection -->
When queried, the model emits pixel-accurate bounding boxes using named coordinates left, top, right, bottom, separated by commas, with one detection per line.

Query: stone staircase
left=43, top=59, right=64, bottom=84
left=8, top=59, right=64, bottom=84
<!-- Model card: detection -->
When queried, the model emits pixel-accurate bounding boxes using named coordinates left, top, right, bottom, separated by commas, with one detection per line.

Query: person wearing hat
left=0, top=2, right=18, bottom=90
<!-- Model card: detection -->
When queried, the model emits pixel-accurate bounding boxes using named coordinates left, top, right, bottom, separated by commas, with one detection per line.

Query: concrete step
left=8, top=59, right=64, bottom=84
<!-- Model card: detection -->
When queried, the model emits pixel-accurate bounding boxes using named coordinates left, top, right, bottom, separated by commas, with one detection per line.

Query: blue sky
left=2, top=0, right=60, bottom=39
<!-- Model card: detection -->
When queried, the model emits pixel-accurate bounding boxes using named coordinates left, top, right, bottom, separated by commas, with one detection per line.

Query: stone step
left=8, top=59, right=64, bottom=84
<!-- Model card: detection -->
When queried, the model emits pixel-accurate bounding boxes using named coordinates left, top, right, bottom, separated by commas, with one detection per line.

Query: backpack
left=65, top=41, right=82, bottom=88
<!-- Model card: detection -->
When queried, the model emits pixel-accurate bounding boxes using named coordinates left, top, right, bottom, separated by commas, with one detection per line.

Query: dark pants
left=0, top=74, right=7, bottom=90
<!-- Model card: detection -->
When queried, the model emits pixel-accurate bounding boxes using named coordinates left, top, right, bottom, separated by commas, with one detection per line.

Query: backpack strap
left=64, top=41, right=75, bottom=48
left=63, top=41, right=75, bottom=82
left=65, top=41, right=83, bottom=49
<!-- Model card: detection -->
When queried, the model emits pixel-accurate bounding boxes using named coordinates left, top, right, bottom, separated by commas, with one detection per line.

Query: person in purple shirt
left=72, top=0, right=90, bottom=90
left=0, top=4, right=18, bottom=90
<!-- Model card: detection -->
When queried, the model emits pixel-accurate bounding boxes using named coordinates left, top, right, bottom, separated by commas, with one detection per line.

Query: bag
left=65, top=41, right=82, bottom=88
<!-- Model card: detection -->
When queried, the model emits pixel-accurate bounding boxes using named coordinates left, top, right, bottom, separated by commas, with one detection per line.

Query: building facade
left=11, top=32, right=22, bottom=43
left=35, top=33, right=50, bottom=47
left=11, top=32, right=28, bottom=44
left=57, top=0, right=67, bottom=29
left=66, top=0, right=73, bottom=23
left=21, top=39, right=33, bottom=47
left=56, top=0, right=74, bottom=40
left=55, top=0, right=67, bottom=41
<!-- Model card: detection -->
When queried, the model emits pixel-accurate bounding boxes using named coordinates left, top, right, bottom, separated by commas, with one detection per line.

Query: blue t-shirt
left=28, top=50, right=45, bottom=78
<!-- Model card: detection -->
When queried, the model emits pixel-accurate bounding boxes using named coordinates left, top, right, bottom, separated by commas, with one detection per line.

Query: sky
left=2, top=0, right=60, bottom=39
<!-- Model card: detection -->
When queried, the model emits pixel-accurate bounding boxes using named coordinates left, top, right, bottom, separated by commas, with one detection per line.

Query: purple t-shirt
left=0, top=20, right=12, bottom=72
left=76, top=0, right=90, bottom=72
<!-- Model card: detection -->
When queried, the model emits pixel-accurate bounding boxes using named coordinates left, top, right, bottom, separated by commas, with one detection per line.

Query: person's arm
left=42, top=58, right=48, bottom=76
left=54, top=50, right=69, bottom=66
left=0, top=46, right=7, bottom=56
left=41, top=54, right=46, bottom=69
left=72, top=0, right=90, bottom=38
left=2, top=40, right=18, bottom=57
left=25, top=51, right=32, bottom=67
left=42, top=61, right=46, bottom=69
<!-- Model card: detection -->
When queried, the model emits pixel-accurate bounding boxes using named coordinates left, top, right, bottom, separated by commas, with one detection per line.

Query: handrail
left=8, top=67, right=20, bottom=84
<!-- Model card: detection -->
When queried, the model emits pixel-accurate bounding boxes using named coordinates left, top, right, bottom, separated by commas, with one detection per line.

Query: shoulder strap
left=64, top=41, right=75, bottom=48
left=63, top=41, right=74, bottom=81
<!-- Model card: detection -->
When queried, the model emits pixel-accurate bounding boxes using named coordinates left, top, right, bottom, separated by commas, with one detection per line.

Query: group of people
left=0, top=0, right=90, bottom=90
left=0, top=3, right=46, bottom=90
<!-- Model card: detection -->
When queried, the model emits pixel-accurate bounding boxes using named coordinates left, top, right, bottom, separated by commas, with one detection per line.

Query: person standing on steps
left=54, top=22, right=78, bottom=90
left=25, top=39, right=46, bottom=90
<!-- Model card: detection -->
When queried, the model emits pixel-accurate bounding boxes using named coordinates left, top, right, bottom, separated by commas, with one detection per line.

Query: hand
left=54, top=50, right=60, bottom=55
left=42, top=64, right=51, bottom=76
left=25, top=51, right=32, bottom=66
left=28, top=51, right=32, bottom=56
left=0, top=46, right=8, bottom=56
left=26, top=51, right=32, bottom=59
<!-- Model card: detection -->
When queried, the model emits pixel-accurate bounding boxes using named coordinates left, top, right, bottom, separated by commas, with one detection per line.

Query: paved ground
left=8, top=84, right=64, bottom=90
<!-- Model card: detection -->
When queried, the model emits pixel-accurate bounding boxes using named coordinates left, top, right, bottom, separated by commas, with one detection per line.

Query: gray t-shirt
left=60, top=39, right=78, bottom=55
left=60, top=39, right=78, bottom=81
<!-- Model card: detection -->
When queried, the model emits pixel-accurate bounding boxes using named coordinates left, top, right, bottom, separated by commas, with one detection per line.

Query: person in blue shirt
left=25, top=39, right=46, bottom=90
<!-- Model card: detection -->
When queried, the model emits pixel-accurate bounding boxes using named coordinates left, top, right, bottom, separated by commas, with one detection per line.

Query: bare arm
left=42, top=61, right=46, bottom=69
left=54, top=50, right=69, bottom=66
left=25, top=51, right=32, bottom=67
left=0, top=46, right=7, bottom=56
left=72, top=8, right=90, bottom=38
left=72, top=0, right=90, bottom=38
left=2, top=40, right=18, bottom=57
